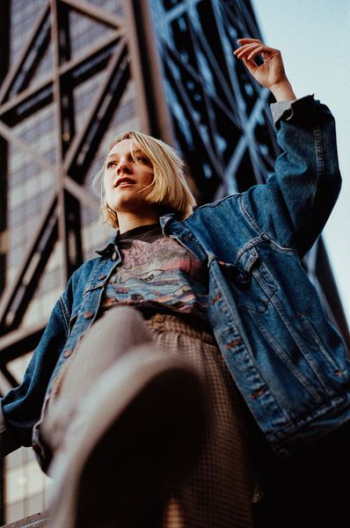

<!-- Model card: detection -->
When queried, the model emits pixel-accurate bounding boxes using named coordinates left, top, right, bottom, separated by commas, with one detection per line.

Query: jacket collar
left=159, top=213, right=176, bottom=233
left=94, top=232, right=118, bottom=256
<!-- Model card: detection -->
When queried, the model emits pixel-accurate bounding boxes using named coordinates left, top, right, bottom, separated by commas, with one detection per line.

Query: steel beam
left=61, top=0, right=123, bottom=29
left=0, top=194, right=58, bottom=334
left=0, top=3, right=50, bottom=105
left=64, top=40, right=129, bottom=178
left=0, top=35, right=121, bottom=125
left=125, top=0, right=174, bottom=143
left=51, top=0, right=78, bottom=282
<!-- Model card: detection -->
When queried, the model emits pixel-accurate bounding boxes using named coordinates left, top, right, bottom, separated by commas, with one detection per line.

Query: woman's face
left=103, top=139, right=156, bottom=217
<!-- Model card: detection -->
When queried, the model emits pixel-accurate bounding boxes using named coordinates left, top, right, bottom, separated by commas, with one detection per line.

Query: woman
left=0, top=39, right=348, bottom=527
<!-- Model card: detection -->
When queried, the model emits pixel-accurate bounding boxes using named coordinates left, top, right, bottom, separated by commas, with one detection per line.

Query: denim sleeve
left=0, top=273, right=76, bottom=449
left=241, top=95, right=341, bottom=258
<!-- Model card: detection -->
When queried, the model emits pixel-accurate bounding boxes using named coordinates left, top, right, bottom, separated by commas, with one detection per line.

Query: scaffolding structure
left=0, top=0, right=348, bottom=523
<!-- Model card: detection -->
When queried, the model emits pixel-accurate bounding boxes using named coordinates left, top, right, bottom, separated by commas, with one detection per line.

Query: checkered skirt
left=144, top=314, right=255, bottom=528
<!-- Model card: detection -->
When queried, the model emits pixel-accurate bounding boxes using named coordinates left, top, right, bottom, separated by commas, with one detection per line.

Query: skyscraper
left=0, top=0, right=347, bottom=523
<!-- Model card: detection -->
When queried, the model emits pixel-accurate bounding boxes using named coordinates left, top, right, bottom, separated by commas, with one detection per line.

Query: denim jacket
left=1, top=95, right=349, bottom=461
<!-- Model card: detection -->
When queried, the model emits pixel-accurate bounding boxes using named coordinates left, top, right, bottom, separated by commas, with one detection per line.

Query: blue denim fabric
left=1, top=95, right=349, bottom=461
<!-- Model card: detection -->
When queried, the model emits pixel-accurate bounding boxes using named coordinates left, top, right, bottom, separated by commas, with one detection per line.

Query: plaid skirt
left=144, top=313, right=255, bottom=528
left=39, top=308, right=255, bottom=527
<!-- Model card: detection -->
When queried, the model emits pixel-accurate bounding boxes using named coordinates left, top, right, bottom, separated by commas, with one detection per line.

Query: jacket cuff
left=0, top=399, right=21, bottom=457
left=270, top=95, right=315, bottom=126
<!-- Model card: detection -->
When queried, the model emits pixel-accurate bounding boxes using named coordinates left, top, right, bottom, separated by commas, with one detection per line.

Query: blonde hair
left=92, top=131, right=196, bottom=229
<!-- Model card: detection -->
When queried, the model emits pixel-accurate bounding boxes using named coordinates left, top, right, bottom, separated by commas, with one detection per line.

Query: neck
left=117, top=211, right=160, bottom=234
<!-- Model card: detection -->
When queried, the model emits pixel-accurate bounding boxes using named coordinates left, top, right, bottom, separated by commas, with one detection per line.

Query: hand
left=234, top=38, right=296, bottom=101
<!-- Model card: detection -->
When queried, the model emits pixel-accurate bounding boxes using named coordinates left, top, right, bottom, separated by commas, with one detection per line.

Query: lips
left=115, top=177, right=135, bottom=188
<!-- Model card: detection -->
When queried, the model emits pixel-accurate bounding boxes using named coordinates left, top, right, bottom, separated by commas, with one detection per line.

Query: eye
left=135, top=155, right=151, bottom=165
left=106, top=161, right=117, bottom=169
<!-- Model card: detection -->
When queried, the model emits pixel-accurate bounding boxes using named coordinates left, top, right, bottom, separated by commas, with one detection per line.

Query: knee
left=98, top=306, right=152, bottom=342
left=103, top=306, right=144, bottom=327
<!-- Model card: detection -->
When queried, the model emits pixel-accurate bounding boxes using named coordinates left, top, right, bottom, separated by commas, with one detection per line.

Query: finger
left=241, top=56, right=259, bottom=75
left=238, top=52, right=262, bottom=75
left=234, top=43, right=265, bottom=59
left=247, top=46, right=281, bottom=62
left=234, top=43, right=260, bottom=56
left=237, top=38, right=262, bottom=44
left=236, top=43, right=276, bottom=61
left=247, top=44, right=265, bottom=61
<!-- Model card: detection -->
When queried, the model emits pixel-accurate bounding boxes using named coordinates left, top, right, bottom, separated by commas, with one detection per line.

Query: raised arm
left=234, top=38, right=341, bottom=257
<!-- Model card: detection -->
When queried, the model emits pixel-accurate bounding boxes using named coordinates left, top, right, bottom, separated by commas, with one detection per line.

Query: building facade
left=0, top=0, right=347, bottom=523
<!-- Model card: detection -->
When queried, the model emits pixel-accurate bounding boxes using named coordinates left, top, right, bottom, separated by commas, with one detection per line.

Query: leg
left=44, top=308, right=208, bottom=528
left=40, top=306, right=155, bottom=454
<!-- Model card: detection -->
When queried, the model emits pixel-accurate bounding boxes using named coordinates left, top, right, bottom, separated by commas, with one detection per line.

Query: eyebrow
left=106, top=149, right=143, bottom=162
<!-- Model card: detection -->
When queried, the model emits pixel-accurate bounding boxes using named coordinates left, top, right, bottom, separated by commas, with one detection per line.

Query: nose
left=116, top=157, right=131, bottom=175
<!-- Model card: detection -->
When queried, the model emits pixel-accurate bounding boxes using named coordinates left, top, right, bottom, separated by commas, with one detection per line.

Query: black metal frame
left=0, top=0, right=348, bottom=523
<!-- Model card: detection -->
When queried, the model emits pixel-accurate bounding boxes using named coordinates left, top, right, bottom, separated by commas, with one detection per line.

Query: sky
left=251, top=0, right=350, bottom=327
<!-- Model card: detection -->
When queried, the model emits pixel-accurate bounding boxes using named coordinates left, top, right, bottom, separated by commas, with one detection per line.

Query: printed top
left=100, top=223, right=209, bottom=325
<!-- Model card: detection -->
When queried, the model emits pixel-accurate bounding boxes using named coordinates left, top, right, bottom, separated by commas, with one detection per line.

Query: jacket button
left=111, top=252, right=117, bottom=261
left=98, top=274, right=107, bottom=280
left=64, top=348, right=73, bottom=358
left=84, top=310, right=94, bottom=319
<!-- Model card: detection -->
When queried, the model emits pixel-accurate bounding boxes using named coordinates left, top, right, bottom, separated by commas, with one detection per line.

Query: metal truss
left=0, top=0, right=348, bottom=524
left=148, top=0, right=280, bottom=203
left=0, top=0, right=132, bottom=375
left=0, top=0, right=348, bottom=395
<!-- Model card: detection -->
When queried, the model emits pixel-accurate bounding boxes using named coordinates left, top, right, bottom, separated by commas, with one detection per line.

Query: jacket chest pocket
left=219, top=247, right=278, bottom=314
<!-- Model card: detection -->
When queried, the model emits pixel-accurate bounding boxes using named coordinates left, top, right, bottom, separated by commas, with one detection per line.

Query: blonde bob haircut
left=92, top=130, right=196, bottom=230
